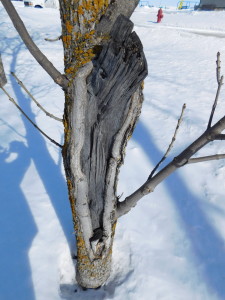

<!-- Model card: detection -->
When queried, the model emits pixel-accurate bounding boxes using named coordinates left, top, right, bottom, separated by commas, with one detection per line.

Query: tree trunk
left=61, top=8, right=148, bottom=288
left=5, top=0, right=225, bottom=291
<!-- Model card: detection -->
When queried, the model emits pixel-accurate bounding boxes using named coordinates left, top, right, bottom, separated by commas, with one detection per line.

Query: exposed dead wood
left=62, top=15, right=147, bottom=287
left=96, top=0, right=140, bottom=35
left=82, top=14, right=147, bottom=234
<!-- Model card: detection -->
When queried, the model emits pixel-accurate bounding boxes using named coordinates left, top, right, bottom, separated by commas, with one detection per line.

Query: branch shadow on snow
left=0, top=40, right=74, bottom=299
left=0, top=141, right=37, bottom=300
left=133, top=121, right=225, bottom=299
left=10, top=45, right=73, bottom=246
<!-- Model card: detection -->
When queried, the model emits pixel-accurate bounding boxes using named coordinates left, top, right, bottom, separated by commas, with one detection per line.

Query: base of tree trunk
left=76, top=233, right=112, bottom=288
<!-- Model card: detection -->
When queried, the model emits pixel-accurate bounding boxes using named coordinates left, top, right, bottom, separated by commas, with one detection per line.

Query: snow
left=1, top=2, right=225, bottom=300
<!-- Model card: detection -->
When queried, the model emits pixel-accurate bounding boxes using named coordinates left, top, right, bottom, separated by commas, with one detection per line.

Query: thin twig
left=116, top=113, right=225, bottom=219
left=11, top=72, right=63, bottom=122
left=116, top=52, right=225, bottom=219
left=0, top=85, right=62, bottom=148
left=187, top=154, right=225, bottom=164
left=148, top=103, right=186, bottom=179
left=207, top=75, right=224, bottom=129
left=207, top=52, right=224, bottom=129
left=217, top=52, right=221, bottom=85
left=0, top=53, right=7, bottom=87
left=45, top=36, right=62, bottom=42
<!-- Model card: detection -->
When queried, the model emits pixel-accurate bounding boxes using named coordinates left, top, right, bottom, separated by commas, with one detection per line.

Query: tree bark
left=61, top=15, right=147, bottom=288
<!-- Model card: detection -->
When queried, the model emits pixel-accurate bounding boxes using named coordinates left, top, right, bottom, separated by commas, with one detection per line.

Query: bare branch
left=187, top=154, right=225, bottom=164
left=207, top=75, right=224, bottom=129
left=116, top=114, right=225, bottom=218
left=45, top=36, right=62, bottom=42
left=0, top=85, right=63, bottom=148
left=0, top=53, right=7, bottom=87
left=217, top=52, right=221, bottom=84
left=214, top=134, right=225, bottom=140
left=103, top=87, right=143, bottom=255
left=148, top=103, right=186, bottom=179
left=116, top=52, right=225, bottom=218
left=1, top=0, right=68, bottom=89
left=207, top=52, right=224, bottom=129
left=11, top=72, right=63, bottom=122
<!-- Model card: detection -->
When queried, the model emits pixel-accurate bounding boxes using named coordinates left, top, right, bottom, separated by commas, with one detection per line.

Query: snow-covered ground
left=1, top=3, right=225, bottom=300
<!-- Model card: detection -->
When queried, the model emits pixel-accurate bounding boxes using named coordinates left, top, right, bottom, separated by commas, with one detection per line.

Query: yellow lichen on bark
left=61, top=0, right=110, bottom=77
left=76, top=229, right=113, bottom=286
left=65, top=20, right=73, bottom=33
left=62, top=35, right=72, bottom=48
left=66, top=179, right=77, bottom=223
left=76, top=218, right=116, bottom=287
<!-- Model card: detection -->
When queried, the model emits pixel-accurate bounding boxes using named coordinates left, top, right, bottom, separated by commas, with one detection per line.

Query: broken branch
left=45, top=36, right=62, bottom=42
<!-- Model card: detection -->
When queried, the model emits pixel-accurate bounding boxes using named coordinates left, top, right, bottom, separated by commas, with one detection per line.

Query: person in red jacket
left=157, top=8, right=164, bottom=23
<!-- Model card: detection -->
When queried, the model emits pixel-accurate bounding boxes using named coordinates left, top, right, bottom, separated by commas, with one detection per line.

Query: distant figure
left=157, top=8, right=164, bottom=23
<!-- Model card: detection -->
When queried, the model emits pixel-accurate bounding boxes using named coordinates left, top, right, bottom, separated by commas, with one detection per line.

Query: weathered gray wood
left=81, top=15, right=147, bottom=232
left=96, top=0, right=140, bottom=35
left=62, top=14, right=147, bottom=287
left=0, top=54, right=7, bottom=87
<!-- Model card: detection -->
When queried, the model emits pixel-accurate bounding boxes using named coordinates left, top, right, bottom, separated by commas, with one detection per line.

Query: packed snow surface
left=1, top=3, right=225, bottom=300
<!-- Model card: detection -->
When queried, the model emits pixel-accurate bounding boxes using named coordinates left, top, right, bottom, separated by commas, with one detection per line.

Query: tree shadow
left=0, top=39, right=74, bottom=299
left=0, top=141, right=37, bottom=300
left=10, top=45, right=73, bottom=248
left=133, top=121, right=225, bottom=298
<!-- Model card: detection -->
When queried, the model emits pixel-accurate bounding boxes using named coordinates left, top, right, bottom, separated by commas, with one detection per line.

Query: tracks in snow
left=135, top=23, right=225, bottom=38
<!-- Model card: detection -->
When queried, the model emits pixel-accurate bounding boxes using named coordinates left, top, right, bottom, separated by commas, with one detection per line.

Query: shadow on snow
left=0, top=41, right=74, bottom=299
left=133, top=121, right=225, bottom=299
